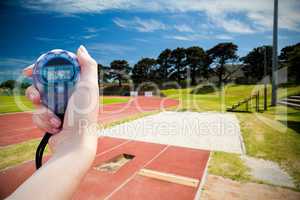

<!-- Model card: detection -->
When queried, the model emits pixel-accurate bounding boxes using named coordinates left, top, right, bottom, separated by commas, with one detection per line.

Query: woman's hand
left=24, top=45, right=99, bottom=155
left=8, top=45, right=99, bottom=200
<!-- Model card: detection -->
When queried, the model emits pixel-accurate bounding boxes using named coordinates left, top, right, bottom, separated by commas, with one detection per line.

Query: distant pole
left=264, top=47, right=267, bottom=111
left=271, top=0, right=278, bottom=106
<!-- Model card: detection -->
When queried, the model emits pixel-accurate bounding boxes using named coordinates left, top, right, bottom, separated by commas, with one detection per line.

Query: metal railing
left=227, top=92, right=260, bottom=112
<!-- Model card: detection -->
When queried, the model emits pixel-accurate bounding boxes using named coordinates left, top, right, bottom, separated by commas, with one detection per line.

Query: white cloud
left=35, top=37, right=61, bottom=42
left=82, top=34, right=98, bottom=39
left=166, top=33, right=234, bottom=41
left=35, top=36, right=76, bottom=44
left=165, top=34, right=209, bottom=41
left=133, top=38, right=149, bottom=43
left=209, top=16, right=255, bottom=34
left=88, top=43, right=136, bottom=55
left=85, top=27, right=106, bottom=33
left=21, top=0, right=300, bottom=33
left=0, top=58, right=33, bottom=68
left=168, top=35, right=193, bottom=41
left=86, top=27, right=98, bottom=33
left=215, top=34, right=233, bottom=40
left=174, top=24, right=194, bottom=32
left=113, top=17, right=166, bottom=32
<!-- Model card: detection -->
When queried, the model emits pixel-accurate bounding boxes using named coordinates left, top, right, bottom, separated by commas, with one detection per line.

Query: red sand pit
left=0, top=137, right=210, bottom=200
left=0, top=96, right=179, bottom=146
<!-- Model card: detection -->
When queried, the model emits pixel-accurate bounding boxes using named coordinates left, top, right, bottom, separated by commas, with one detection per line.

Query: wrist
left=51, top=130, right=98, bottom=160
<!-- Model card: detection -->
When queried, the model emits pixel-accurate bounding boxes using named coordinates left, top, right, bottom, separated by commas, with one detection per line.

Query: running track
left=0, top=137, right=210, bottom=199
left=0, top=96, right=179, bottom=146
left=0, top=97, right=211, bottom=199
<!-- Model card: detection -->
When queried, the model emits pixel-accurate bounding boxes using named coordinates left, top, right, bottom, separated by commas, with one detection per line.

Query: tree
left=170, top=47, right=186, bottom=83
left=97, top=63, right=111, bottom=84
left=186, top=46, right=210, bottom=85
left=0, top=80, right=16, bottom=90
left=131, top=58, right=158, bottom=85
left=110, top=60, right=130, bottom=87
left=0, top=80, right=30, bottom=90
left=206, top=42, right=238, bottom=86
left=157, top=49, right=172, bottom=82
left=279, top=43, right=300, bottom=83
left=241, top=45, right=272, bottom=82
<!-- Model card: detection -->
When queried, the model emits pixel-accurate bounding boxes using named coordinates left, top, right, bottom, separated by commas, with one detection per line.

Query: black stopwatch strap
left=35, top=132, right=52, bottom=169
left=35, top=114, right=65, bottom=170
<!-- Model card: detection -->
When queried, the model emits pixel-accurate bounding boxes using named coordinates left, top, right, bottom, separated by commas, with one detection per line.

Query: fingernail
left=51, top=128, right=60, bottom=134
left=50, top=117, right=61, bottom=128
left=29, top=93, right=36, bottom=100
left=80, top=45, right=88, bottom=54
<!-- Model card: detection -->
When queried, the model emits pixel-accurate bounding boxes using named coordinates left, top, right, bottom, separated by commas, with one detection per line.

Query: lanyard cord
left=35, top=114, right=64, bottom=170
left=35, top=133, right=52, bottom=169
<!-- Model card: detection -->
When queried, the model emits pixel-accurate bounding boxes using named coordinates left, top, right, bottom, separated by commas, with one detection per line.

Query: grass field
left=208, top=151, right=251, bottom=182
left=0, top=96, right=130, bottom=114
left=162, top=84, right=300, bottom=189
left=162, top=84, right=300, bottom=112
left=0, top=139, right=48, bottom=170
left=238, top=106, right=300, bottom=188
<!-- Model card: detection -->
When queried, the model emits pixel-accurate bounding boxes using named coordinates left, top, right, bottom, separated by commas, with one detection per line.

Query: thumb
left=63, top=46, right=99, bottom=129
left=77, top=45, right=98, bottom=84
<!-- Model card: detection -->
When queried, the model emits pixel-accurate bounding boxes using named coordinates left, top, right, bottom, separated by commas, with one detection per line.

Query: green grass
left=100, top=96, right=130, bottom=105
left=238, top=106, right=300, bottom=188
left=0, top=96, right=33, bottom=113
left=162, top=84, right=300, bottom=112
left=208, top=151, right=251, bottom=181
left=162, top=84, right=300, bottom=188
left=0, top=96, right=130, bottom=114
left=0, top=139, right=50, bottom=170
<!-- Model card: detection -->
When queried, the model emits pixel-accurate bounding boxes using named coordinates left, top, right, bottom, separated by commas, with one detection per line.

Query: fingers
left=32, top=106, right=61, bottom=134
left=23, top=64, right=34, bottom=77
left=25, top=85, right=40, bottom=104
left=23, top=64, right=61, bottom=134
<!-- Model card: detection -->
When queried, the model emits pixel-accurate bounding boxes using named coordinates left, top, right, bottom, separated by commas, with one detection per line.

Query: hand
left=24, top=45, right=99, bottom=155
left=9, top=46, right=99, bottom=200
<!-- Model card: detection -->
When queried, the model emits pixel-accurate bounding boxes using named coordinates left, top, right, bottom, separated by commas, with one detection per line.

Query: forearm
left=8, top=136, right=97, bottom=200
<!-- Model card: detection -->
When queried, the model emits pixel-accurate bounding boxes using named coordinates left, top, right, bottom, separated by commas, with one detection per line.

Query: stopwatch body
left=33, top=49, right=80, bottom=116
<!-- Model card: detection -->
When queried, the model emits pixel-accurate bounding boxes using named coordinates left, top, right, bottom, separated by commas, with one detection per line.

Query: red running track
left=0, top=97, right=179, bottom=146
left=0, top=137, right=210, bottom=200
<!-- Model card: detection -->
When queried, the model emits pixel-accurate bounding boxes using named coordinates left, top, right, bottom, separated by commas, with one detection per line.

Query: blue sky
left=1, top=0, right=300, bottom=82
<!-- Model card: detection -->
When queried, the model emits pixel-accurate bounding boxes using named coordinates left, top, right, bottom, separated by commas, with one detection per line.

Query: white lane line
left=0, top=111, right=32, bottom=116
left=193, top=152, right=211, bottom=200
left=96, top=138, right=132, bottom=157
left=103, top=145, right=170, bottom=200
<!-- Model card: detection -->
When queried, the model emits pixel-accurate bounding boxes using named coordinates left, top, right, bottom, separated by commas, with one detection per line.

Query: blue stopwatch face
left=42, top=57, right=75, bottom=83
left=33, top=49, right=80, bottom=116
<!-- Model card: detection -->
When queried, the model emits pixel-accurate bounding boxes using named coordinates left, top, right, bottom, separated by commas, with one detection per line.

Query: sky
left=0, top=0, right=300, bottom=82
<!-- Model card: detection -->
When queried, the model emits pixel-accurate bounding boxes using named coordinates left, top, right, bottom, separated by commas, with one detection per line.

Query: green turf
left=0, top=139, right=50, bottom=170
left=100, top=96, right=130, bottom=105
left=0, top=96, right=130, bottom=114
left=238, top=106, right=300, bottom=188
left=208, top=151, right=251, bottom=182
left=162, top=84, right=300, bottom=188
left=0, top=96, right=33, bottom=113
left=162, top=84, right=300, bottom=112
